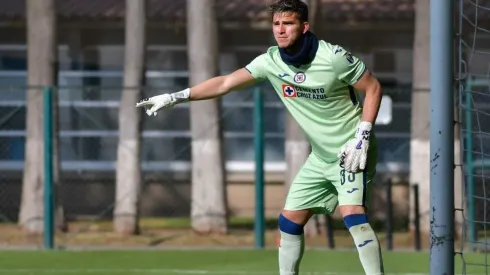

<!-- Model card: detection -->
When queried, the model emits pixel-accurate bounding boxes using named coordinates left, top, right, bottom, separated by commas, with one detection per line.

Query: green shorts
left=284, top=148, right=377, bottom=215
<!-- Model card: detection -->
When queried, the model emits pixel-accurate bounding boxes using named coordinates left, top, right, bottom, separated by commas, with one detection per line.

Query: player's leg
left=279, top=153, right=337, bottom=275
left=339, top=204, right=383, bottom=275
left=277, top=209, right=311, bottom=275
left=329, top=147, right=384, bottom=275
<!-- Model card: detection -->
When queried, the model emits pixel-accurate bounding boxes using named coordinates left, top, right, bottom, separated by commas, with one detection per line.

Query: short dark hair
left=269, top=0, right=309, bottom=22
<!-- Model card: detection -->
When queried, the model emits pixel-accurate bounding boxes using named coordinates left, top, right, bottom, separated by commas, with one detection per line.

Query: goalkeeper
left=137, top=0, right=384, bottom=274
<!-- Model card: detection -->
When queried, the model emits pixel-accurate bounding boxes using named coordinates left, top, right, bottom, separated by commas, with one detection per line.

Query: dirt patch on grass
left=0, top=221, right=426, bottom=250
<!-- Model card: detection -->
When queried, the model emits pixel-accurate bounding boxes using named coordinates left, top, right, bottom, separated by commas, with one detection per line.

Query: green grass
left=0, top=249, right=487, bottom=274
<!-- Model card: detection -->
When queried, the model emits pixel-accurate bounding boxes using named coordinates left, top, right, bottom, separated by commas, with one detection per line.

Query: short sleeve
left=244, top=54, right=268, bottom=81
left=331, top=45, right=366, bottom=85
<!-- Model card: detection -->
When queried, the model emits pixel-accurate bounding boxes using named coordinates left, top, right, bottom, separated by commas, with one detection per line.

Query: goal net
left=457, top=0, right=490, bottom=273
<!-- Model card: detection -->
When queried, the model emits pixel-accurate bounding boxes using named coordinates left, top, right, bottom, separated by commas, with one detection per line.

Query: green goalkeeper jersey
left=245, top=41, right=369, bottom=163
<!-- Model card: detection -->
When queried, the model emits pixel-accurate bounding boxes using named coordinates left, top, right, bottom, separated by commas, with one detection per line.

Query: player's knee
left=339, top=205, right=366, bottom=217
left=343, top=213, right=369, bottom=230
left=278, top=213, right=304, bottom=235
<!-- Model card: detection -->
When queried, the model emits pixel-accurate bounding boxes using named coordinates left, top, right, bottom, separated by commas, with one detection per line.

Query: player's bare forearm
left=189, top=68, right=257, bottom=101
left=360, top=80, right=382, bottom=124
left=353, top=70, right=383, bottom=124
left=188, top=76, right=229, bottom=100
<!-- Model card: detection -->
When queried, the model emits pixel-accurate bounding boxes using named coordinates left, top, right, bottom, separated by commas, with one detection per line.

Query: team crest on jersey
left=282, top=84, right=297, bottom=97
left=293, top=72, right=306, bottom=83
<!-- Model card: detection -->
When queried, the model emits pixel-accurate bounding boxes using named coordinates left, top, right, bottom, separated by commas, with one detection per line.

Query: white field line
left=0, top=269, right=434, bottom=275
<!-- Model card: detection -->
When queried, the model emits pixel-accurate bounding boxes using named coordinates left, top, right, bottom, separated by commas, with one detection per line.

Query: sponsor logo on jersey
left=281, top=84, right=327, bottom=100
left=293, top=72, right=306, bottom=83
left=282, top=84, right=297, bottom=97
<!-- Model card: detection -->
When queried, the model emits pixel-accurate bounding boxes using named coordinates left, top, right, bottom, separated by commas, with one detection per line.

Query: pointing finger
left=136, top=99, right=153, bottom=108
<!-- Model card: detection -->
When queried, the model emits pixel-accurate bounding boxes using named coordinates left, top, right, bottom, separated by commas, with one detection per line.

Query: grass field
left=0, top=249, right=487, bottom=275
left=0, top=218, right=488, bottom=274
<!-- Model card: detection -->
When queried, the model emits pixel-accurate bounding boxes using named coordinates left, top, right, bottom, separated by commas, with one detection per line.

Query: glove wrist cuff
left=358, top=121, right=372, bottom=131
left=355, top=121, right=372, bottom=140
left=171, top=88, right=190, bottom=104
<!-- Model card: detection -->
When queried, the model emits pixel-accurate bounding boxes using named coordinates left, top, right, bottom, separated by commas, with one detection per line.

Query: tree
left=409, top=0, right=430, bottom=241
left=113, top=0, right=147, bottom=234
left=187, top=0, right=228, bottom=234
left=19, top=0, right=66, bottom=234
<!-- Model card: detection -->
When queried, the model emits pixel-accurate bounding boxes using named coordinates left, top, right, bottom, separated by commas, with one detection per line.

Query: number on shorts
left=340, top=169, right=355, bottom=185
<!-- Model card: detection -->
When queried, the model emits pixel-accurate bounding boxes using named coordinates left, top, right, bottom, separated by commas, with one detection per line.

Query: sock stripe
left=278, top=214, right=304, bottom=235
left=343, top=214, right=368, bottom=229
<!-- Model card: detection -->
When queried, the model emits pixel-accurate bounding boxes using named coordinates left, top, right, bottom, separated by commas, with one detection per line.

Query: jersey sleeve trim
left=351, top=64, right=367, bottom=85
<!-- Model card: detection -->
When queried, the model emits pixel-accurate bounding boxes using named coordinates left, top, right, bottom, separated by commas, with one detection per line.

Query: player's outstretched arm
left=136, top=68, right=257, bottom=116
left=189, top=68, right=257, bottom=101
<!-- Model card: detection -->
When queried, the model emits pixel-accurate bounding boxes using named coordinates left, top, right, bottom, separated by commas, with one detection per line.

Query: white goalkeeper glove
left=337, top=121, right=372, bottom=173
left=135, top=88, right=190, bottom=116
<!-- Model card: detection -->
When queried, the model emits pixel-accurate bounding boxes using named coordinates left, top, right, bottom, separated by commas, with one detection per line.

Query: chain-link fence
left=0, top=83, right=415, bottom=249
left=0, top=87, right=25, bottom=225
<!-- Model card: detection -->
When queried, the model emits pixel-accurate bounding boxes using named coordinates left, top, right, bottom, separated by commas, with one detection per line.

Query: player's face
left=272, top=12, right=309, bottom=49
